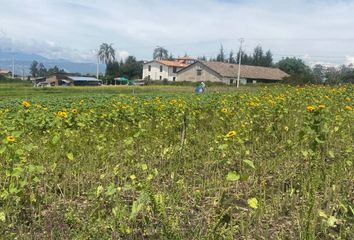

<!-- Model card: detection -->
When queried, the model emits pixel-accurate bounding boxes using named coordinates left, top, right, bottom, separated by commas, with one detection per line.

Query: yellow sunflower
left=6, top=135, right=15, bottom=142
left=318, top=105, right=326, bottom=110
left=22, top=101, right=30, bottom=108
left=57, top=111, right=68, bottom=118
left=344, top=105, right=353, bottom=111
left=221, top=108, right=228, bottom=113
left=226, top=130, right=237, bottom=138
left=306, top=105, right=315, bottom=112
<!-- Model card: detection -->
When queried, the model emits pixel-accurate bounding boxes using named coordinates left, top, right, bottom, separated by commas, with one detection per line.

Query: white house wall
left=142, top=61, right=180, bottom=81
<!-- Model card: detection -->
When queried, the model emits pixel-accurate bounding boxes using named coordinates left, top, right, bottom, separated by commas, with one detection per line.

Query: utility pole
left=237, top=38, right=244, bottom=88
left=12, top=55, right=15, bottom=78
left=22, top=63, right=25, bottom=80
left=96, top=55, right=99, bottom=80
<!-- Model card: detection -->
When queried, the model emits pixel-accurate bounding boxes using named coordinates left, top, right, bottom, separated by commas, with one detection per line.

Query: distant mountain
left=0, top=50, right=104, bottom=75
left=0, top=50, right=49, bottom=62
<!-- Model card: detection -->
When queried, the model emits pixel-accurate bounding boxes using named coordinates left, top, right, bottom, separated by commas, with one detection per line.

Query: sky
left=1, top=0, right=354, bottom=65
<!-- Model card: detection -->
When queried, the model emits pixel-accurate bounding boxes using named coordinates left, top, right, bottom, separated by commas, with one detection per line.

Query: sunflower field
left=0, top=85, right=353, bottom=239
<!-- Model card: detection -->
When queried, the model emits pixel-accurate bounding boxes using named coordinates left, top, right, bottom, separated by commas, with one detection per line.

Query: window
left=159, top=76, right=162, bottom=80
left=148, top=65, right=151, bottom=71
left=148, top=75, right=151, bottom=80
left=160, top=66, right=163, bottom=72
left=173, top=67, right=177, bottom=73
left=173, top=77, right=176, bottom=81
left=230, top=79, right=234, bottom=84
left=197, top=69, right=202, bottom=76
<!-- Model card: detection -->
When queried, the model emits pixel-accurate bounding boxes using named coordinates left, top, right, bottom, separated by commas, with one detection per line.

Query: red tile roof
left=157, top=60, right=188, bottom=68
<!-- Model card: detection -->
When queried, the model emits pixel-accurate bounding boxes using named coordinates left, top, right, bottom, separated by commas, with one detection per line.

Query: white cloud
left=0, top=0, right=354, bottom=63
left=345, top=56, right=354, bottom=65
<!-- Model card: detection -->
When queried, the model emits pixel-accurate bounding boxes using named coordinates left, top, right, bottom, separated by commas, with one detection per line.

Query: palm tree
left=98, top=43, right=116, bottom=68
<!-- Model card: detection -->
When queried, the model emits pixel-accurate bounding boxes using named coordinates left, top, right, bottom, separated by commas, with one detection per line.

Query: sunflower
left=22, top=101, right=30, bottom=108
left=6, top=135, right=15, bottom=142
left=318, top=104, right=326, bottom=110
left=226, top=130, right=237, bottom=138
left=306, top=105, right=315, bottom=112
left=344, top=105, right=353, bottom=111
left=221, top=108, right=228, bottom=113
left=71, top=109, right=78, bottom=114
left=57, top=111, right=68, bottom=118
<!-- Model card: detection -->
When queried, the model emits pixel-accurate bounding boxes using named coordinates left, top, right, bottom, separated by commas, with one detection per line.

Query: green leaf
left=66, top=152, right=74, bottom=161
left=226, top=171, right=240, bottom=181
left=96, top=185, right=104, bottom=197
left=318, top=210, right=328, bottom=218
left=130, top=201, right=144, bottom=220
left=302, top=150, right=309, bottom=158
left=105, top=184, right=116, bottom=197
left=243, top=160, right=255, bottom=169
left=124, top=137, right=134, bottom=145
left=141, top=164, right=148, bottom=171
left=52, top=135, right=60, bottom=144
left=0, top=211, right=5, bottom=222
left=315, top=137, right=325, bottom=144
left=328, top=150, right=335, bottom=159
left=0, top=147, right=5, bottom=155
left=349, top=205, right=354, bottom=215
left=15, top=149, right=24, bottom=156
left=218, top=144, right=228, bottom=150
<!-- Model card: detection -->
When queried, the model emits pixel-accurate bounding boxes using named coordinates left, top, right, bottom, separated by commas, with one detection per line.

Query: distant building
left=142, top=57, right=196, bottom=81
left=33, top=73, right=101, bottom=87
left=177, top=61, right=289, bottom=84
left=66, top=76, right=101, bottom=86
left=0, top=69, right=10, bottom=77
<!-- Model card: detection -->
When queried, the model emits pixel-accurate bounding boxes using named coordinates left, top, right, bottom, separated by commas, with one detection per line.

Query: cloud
left=0, top=0, right=354, bottom=63
left=345, top=56, right=354, bottom=65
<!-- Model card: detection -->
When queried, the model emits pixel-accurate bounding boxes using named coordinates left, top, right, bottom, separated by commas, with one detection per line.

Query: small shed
left=67, top=76, right=102, bottom=86
left=114, top=77, right=129, bottom=85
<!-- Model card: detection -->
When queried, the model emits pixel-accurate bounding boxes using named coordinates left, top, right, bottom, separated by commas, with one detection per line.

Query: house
left=31, top=77, right=47, bottom=87
left=177, top=61, right=289, bottom=85
left=0, top=69, right=10, bottom=77
left=142, top=57, right=196, bottom=81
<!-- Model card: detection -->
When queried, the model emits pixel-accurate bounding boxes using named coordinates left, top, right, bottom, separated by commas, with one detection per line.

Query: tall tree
left=198, top=56, right=207, bottom=61
left=312, top=64, right=325, bottom=83
left=106, top=61, right=120, bottom=77
left=153, top=46, right=169, bottom=60
left=339, top=64, right=354, bottom=83
left=228, top=50, right=236, bottom=63
left=252, top=45, right=264, bottom=66
left=277, top=57, right=314, bottom=84
left=98, top=43, right=116, bottom=69
left=216, top=44, right=225, bottom=62
left=277, top=57, right=310, bottom=75
left=38, top=63, right=47, bottom=77
left=263, top=50, right=273, bottom=67
left=119, top=56, right=143, bottom=79
left=30, top=60, right=39, bottom=77
left=236, top=50, right=251, bottom=65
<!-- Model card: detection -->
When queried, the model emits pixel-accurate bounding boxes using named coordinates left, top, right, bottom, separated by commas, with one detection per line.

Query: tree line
left=116, top=43, right=354, bottom=85
left=27, top=43, right=353, bottom=85
left=29, top=61, right=65, bottom=77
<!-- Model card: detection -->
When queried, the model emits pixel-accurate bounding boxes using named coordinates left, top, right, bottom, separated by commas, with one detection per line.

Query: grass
left=0, top=83, right=353, bottom=239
